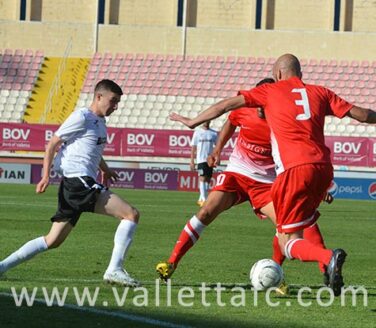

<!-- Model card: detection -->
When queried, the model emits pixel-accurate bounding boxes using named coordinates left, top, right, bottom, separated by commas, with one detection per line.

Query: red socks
left=168, top=216, right=206, bottom=266
left=272, top=223, right=328, bottom=273
left=303, top=223, right=327, bottom=273
left=272, top=234, right=286, bottom=265
left=285, top=238, right=332, bottom=266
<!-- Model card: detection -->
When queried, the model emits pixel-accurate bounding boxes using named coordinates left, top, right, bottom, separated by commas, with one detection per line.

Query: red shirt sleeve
left=325, top=88, right=353, bottom=118
left=238, top=84, right=269, bottom=108
left=228, top=107, right=248, bottom=126
left=228, top=111, right=238, bottom=126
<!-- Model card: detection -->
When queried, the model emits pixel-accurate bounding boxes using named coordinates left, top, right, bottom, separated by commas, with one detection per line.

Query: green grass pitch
left=0, top=183, right=375, bottom=327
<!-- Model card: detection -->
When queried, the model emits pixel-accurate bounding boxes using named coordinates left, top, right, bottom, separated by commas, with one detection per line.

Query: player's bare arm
left=170, top=95, right=246, bottom=129
left=36, top=135, right=63, bottom=194
left=99, top=157, right=119, bottom=186
left=208, top=119, right=236, bottom=167
left=190, top=145, right=197, bottom=171
left=347, top=106, right=376, bottom=123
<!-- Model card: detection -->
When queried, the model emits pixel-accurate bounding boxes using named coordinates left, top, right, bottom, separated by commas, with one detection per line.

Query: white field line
left=0, top=201, right=56, bottom=208
left=0, top=292, right=194, bottom=328
left=0, top=201, right=190, bottom=209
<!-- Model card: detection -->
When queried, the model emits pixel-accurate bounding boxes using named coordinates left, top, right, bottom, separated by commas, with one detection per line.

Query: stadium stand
left=0, top=49, right=43, bottom=122
left=0, top=49, right=375, bottom=137
left=75, top=53, right=376, bottom=136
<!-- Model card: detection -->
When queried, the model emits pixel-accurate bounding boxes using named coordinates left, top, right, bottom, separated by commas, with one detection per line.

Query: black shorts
left=197, top=162, right=213, bottom=178
left=51, top=176, right=107, bottom=227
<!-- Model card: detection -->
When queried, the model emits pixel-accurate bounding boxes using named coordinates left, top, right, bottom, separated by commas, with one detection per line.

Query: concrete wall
left=41, top=0, right=97, bottom=23
left=0, top=0, right=20, bottom=20
left=98, top=25, right=182, bottom=55
left=195, top=0, right=256, bottom=28
left=0, top=21, right=95, bottom=57
left=185, top=27, right=376, bottom=61
left=1, top=19, right=376, bottom=61
left=352, top=0, right=376, bottom=32
left=272, top=0, right=334, bottom=30
left=1, top=0, right=376, bottom=60
left=117, top=0, right=178, bottom=26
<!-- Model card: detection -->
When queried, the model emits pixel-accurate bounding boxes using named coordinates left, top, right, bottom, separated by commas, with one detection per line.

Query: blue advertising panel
left=328, top=174, right=376, bottom=200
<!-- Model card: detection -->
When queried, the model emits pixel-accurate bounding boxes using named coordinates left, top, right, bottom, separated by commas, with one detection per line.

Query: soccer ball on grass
left=250, top=259, right=284, bottom=290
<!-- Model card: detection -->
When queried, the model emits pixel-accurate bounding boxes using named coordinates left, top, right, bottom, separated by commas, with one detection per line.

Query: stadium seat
left=117, top=116, right=128, bottom=126
left=355, top=125, right=366, bottom=134
left=1, top=110, right=12, bottom=121
left=366, top=125, right=375, bottom=134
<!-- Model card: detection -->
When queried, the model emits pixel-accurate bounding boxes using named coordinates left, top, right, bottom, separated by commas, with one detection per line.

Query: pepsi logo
left=327, top=180, right=338, bottom=196
left=368, top=182, right=376, bottom=199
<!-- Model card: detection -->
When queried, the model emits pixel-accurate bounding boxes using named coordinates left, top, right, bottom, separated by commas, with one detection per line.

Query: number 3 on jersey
left=292, top=88, right=311, bottom=120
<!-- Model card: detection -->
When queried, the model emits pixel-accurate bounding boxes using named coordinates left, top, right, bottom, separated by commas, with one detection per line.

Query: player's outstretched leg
left=284, top=237, right=347, bottom=296
left=0, top=221, right=72, bottom=276
left=103, top=219, right=140, bottom=287
left=272, top=233, right=286, bottom=266
left=156, top=191, right=236, bottom=281
left=0, top=237, right=48, bottom=275
left=274, top=223, right=329, bottom=288
left=156, top=215, right=206, bottom=281
left=96, top=191, right=140, bottom=287
left=326, top=249, right=347, bottom=296
left=271, top=234, right=289, bottom=296
left=303, top=222, right=329, bottom=285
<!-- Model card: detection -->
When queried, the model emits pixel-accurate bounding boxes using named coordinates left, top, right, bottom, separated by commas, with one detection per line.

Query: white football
left=250, top=259, right=284, bottom=290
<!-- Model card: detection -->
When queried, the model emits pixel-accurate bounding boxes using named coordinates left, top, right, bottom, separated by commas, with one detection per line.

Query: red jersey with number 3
left=239, top=77, right=353, bottom=175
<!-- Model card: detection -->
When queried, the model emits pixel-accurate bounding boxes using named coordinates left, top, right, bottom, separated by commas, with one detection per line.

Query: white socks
left=204, top=182, right=210, bottom=199
left=183, top=215, right=206, bottom=244
left=0, top=236, right=48, bottom=273
left=106, top=220, right=137, bottom=273
left=190, top=215, right=206, bottom=235
left=199, top=181, right=205, bottom=201
left=199, top=181, right=210, bottom=201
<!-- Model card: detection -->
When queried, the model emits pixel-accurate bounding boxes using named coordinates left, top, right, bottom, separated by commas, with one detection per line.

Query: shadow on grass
left=0, top=294, right=307, bottom=328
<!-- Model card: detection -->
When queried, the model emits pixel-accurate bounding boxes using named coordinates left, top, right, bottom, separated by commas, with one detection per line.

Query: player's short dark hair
left=94, top=79, right=123, bottom=96
left=256, top=78, right=275, bottom=87
left=255, top=78, right=274, bottom=120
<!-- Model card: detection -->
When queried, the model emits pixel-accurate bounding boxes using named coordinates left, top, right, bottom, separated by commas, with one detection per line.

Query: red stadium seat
left=329, top=59, right=338, bottom=67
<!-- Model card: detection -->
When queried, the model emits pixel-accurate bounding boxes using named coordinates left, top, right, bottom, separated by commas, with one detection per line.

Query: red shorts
left=212, top=171, right=272, bottom=219
left=272, top=163, right=333, bottom=233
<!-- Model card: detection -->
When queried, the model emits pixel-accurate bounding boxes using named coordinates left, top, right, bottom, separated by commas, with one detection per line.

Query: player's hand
left=190, top=162, right=195, bottom=171
left=207, top=152, right=220, bottom=167
left=36, top=177, right=49, bottom=193
left=169, top=112, right=194, bottom=129
left=323, top=192, right=334, bottom=204
left=101, top=169, right=119, bottom=187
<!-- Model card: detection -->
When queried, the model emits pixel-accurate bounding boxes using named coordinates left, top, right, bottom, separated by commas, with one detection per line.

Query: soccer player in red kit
left=158, top=78, right=329, bottom=289
left=170, top=54, right=376, bottom=296
left=211, top=102, right=330, bottom=282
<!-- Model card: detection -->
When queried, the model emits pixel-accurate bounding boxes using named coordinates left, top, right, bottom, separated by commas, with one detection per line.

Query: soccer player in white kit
left=190, top=121, right=218, bottom=206
left=0, top=80, right=140, bottom=286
